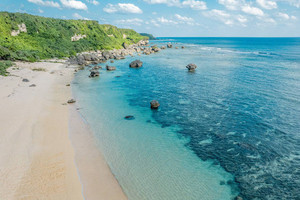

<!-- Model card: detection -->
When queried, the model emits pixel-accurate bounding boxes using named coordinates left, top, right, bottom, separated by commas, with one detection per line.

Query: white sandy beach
left=0, top=61, right=127, bottom=200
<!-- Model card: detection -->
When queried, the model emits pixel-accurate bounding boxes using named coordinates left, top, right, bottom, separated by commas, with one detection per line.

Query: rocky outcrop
left=106, top=65, right=116, bottom=71
left=122, top=42, right=129, bottom=49
left=67, top=39, right=167, bottom=66
left=129, top=60, right=143, bottom=68
left=89, top=70, right=100, bottom=77
left=150, top=100, right=160, bottom=109
left=124, top=115, right=135, bottom=120
left=71, top=34, right=86, bottom=41
left=11, top=23, right=27, bottom=36
left=186, top=63, right=197, bottom=71
left=67, top=99, right=76, bottom=104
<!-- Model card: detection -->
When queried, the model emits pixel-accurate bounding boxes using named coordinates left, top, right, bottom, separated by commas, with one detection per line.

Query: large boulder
left=150, top=100, right=160, bottom=109
left=83, top=54, right=92, bottom=61
left=186, top=63, right=197, bottom=71
left=102, top=51, right=111, bottom=60
left=129, top=60, right=143, bottom=68
left=77, top=55, right=86, bottom=65
left=151, top=45, right=161, bottom=52
left=106, top=65, right=116, bottom=71
left=89, top=70, right=100, bottom=77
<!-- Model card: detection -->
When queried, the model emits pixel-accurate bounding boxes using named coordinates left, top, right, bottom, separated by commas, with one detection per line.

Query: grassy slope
left=0, top=12, right=147, bottom=62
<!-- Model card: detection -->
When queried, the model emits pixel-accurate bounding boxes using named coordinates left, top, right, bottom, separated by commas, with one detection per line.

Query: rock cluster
left=129, top=60, right=143, bottom=68
left=68, top=40, right=151, bottom=66
left=106, top=65, right=116, bottom=71
left=186, top=63, right=197, bottom=71
left=89, top=70, right=100, bottom=78
left=150, top=100, right=160, bottom=109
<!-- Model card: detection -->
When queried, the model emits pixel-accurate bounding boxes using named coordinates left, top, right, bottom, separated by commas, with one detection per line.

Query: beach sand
left=0, top=61, right=127, bottom=200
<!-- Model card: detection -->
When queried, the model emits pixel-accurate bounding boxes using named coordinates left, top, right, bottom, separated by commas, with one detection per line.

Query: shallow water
left=73, top=38, right=300, bottom=200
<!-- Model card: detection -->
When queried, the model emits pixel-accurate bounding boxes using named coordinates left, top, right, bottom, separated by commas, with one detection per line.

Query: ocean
left=72, top=37, right=300, bottom=200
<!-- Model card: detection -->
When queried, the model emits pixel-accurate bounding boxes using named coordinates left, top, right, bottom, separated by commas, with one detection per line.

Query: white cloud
left=203, top=9, right=233, bottom=25
left=38, top=9, right=44, bottom=13
left=218, top=0, right=243, bottom=10
left=72, top=12, right=90, bottom=20
left=242, top=5, right=264, bottom=16
left=28, top=0, right=60, bottom=8
left=86, top=0, right=99, bottom=5
left=103, top=3, right=142, bottom=14
left=143, top=0, right=180, bottom=6
left=174, top=14, right=194, bottom=23
left=182, top=0, right=207, bottom=10
left=256, top=0, right=277, bottom=9
left=237, top=15, right=248, bottom=23
left=278, top=12, right=297, bottom=20
left=204, top=9, right=248, bottom=26
left=283, top=0, right=300, bottom=8
left=116, top=18, right=143, bottom=26
left=60, top=0, right=87, bottom=10
left=157, top=16, right=178, bottom=24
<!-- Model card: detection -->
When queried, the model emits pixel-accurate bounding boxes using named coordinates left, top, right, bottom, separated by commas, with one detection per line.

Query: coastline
left=0, top=61, right=127, bottom=199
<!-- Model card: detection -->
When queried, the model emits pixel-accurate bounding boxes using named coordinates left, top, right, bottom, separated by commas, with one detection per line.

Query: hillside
left=140, top=33, right=156, bottom=40
left=0, top=12, right=147, bottom=62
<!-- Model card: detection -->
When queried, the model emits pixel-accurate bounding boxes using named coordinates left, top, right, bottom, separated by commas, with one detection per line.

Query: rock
left=67, top=99, right=76, bottom=104
left=29, top=84, right=36, bottom=87
left=22, top=78, right=29, bottom=82
left=66, top=84, right=70, bottom=86
left=181, top=46, right=185, bottom=49
left=110, top=60, right=114, bottom=63
left=186, top=63, right=197, bottom=71
left=124, top=115, right=135, bottom=120
left=151, top=46, right=161, bottom=52
left=161, top=46, right=166, bottom=49
left=175, top=47, right=179, bottom=49
left=102, top=51, right=111, bottom=60
left=106, top=65, right=116, bottom=71
left=122, top=42, right=129, bottom=49
left=167, top=43, right=172, bottom=48
left=150, top=100, right=160, bottom=109
left=129, top=60, right=143, bottom=68
left=89, top=70, right=100, bottom=77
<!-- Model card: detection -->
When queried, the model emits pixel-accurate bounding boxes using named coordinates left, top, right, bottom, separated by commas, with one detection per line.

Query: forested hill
left=0, top=12, right=147, bottom=62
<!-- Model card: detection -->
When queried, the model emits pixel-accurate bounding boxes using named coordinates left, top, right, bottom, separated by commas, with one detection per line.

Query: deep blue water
left=73, top=38, right=300, bottom=200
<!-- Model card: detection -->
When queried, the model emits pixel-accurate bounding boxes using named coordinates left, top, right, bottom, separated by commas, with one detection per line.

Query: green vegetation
left=140, top=33, right=156, bottom=40
left=0, top=12, right=147, bottom=62
left=0, top=60, right=13, bottom=76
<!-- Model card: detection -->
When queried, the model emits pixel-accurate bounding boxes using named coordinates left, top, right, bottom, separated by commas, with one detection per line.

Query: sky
left=0, top=0, right=299, bottom=37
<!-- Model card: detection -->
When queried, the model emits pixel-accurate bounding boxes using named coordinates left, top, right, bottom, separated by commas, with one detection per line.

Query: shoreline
left=0, top=61, right=127, bottom=199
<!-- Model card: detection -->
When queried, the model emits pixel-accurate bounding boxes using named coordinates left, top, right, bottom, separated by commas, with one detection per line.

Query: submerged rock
left=186, top=63, right=197, bottom=71
left=129, top=60, right=143, bottom=68
left=150, top=100, right=160, bottom=109
left=29, top=84, right=36, bottom=87
left=110, top=60, right=114, bottom=63
left=89, top=70, right=100, bottom=77
left=124, top=115, right=135, bottom=120
left=67, top=99, right=76, bottom=104
left=22, top=78, right=29, bottom=82
left=181, top=46, right=185, bottom=49
left=106, top=65, right=116, bottom=71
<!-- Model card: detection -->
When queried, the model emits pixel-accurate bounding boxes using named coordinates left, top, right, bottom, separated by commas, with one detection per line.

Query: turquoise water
left=73, top=38, right=300, bottom=200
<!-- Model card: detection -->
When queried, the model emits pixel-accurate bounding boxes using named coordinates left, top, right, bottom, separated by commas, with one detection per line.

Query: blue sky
left=1, top=0, right=299, bottom=36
